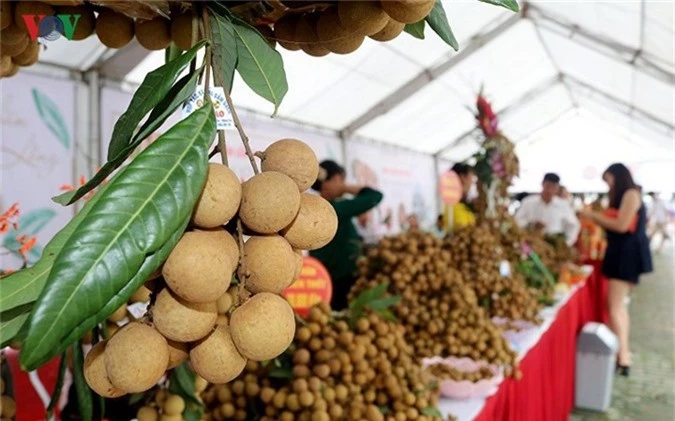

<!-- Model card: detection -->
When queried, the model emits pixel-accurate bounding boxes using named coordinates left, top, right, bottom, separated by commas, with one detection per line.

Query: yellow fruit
left=95, top=10, right=134, bottom=49
left=170, top=11, right=193, bottom=51
left=193, top=163, right=242, bottom=228
left=1, top=23, right=27, bottom=45
left=316, top=8, right=365, bottom=54
left=292, top=249, right=303, bottom=282
left=239, top=235, right=296, bottom=294
left=195, top=228, right=240, bottom=269
left=230, top=292, right=295, bottom=361
left=258, top=139, right=319, bottom=192
left=294, top=14, right=329, bottom=57
left=338, top=1, right=389, bottom=36
left=137, top=406, right=159, bottom=421
left=167, top=339, right=189, bottom=369
left=240, top=172, right=301, bottom=234
left=131, top=285, right=152, bottom=303
left=107, top=304, right=127, bottom=323
left=273, top=14, right=301, bottom=51
left=83, top=341, right=126, bottom=398
left=163, top=231, right=233, bottom=303
left=1, top=55, right=12, bottom=74
left=159, top=415, right=182, bottom=421
left=152, top=288, right=217, bottom=342
left=282, top=193, right=338, bottom=250
left=163, top=394, right=186, bottom=415
left=155, top=389, right=168, bottom=406
left=106, top=322, right=120, bottom=338
left=195, top=375, right=209, bottom=393
left=0, top=395, right=16, bottom=418
left=14, top=2, right=54, bottom=31
left=369, top=18, right=405, bottom=42
left=12, top=40, right=38, bottom=66
left=190, top=326, right=247, bottom=384
left=217, top=291, right=234, bottom=314
left=3, top=61, right=19, bottom=77
left=2, top=36, right=28, bottom=57
left=1, top=1, right=12, bottom=30
left=135, top=17, right=171, bottom=50
left=216, top=314, right=229, bottom=326
left=105, top=323, right=169, bottom=393
left=56, top=5, right=95, bottom=40
left=380, top=0, right=435, bottom=24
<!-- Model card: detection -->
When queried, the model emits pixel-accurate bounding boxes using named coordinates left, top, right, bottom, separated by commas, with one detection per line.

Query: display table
left=440, top=269, right=605, bottom=421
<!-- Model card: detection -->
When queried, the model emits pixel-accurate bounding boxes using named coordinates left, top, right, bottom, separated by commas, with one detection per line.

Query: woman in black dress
left=579, top=163, right=652, bottom=376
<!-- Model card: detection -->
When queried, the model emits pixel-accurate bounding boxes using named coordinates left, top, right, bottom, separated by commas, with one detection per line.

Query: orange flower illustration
left=16, top=234, right=37, bottom=258
left=0, top=202, right=20, bottom=234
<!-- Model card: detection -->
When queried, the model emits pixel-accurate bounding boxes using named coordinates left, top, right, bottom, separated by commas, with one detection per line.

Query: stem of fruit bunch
left=236, top=219, right=247, bottom=304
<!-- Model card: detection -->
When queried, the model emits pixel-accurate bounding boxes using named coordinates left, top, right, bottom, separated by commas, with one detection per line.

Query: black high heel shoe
left=616, top=363, right=631, bottom=377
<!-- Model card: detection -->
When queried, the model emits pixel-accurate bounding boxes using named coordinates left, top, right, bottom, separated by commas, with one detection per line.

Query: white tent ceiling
left=36, top=0, right=675, bottom=166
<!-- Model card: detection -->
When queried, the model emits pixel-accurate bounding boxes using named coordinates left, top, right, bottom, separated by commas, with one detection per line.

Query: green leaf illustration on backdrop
left=2, top=208, right=56, bottom=264
left=32, top=88, right=71, bottom=149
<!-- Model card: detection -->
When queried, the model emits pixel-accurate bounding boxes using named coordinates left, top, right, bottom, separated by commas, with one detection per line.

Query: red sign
left=282, top=257, right=332, bottom=317
left=439, top=170, right=462, bottom=205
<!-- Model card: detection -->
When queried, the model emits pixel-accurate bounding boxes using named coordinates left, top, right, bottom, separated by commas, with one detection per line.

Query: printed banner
left=283, top=256, right=333, bottom=317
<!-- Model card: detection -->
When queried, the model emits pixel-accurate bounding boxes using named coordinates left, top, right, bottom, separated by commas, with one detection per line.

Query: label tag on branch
left=183, top=86, right=234, bottom=130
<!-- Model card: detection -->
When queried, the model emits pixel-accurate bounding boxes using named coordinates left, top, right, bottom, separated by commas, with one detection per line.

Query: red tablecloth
left=474, top=270, right=605, bottom=421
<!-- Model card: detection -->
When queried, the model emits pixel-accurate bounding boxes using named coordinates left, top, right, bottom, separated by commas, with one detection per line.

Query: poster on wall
left=1, top=73, right=76, bottom=272
left=345, top=141, right=437, bottom=238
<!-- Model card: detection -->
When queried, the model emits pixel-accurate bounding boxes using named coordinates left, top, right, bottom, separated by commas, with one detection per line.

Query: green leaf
left=21, top=104, right=216, bottom=370
left=350, top=282, right=390, bottom=312
left=32, top=88, right=71, bottom=149
left=404, top=20, right=426, bottom=39
left=71, top=342, right=93, bottom=421
left=479, top=0, right=520, bottom=12
left=268, top=366, right=293, bottom=379
left=166, top=43, right=183, bottom=64
left=425, top=0, right=458, bottom=50
left=422, top=406, right=442, bottom=417
left=0, top=303, right=32, bottom=348
left=183, top=405, right=203, bottom=421
left=1, top=179, right=114, bottom=313
left=128, top=393, right=146, bottom=406
left=46, top=351, right=69, bottom=420
left=366, top=296, right=401, bottom=311
left=106, top=40, right=208, bottom=160
left=208, top=7, right=238, bottom=93
left=168, top=362, right=201, bottom=406
left=230, top=15, right=287, bottom=115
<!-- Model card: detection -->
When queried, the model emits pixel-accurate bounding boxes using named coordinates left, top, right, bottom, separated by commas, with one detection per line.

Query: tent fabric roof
left=38, top=0, right=675, bottom=160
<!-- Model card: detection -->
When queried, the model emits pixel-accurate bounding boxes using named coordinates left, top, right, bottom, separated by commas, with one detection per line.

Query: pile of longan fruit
left=350, top=232, right=518, bottom=370
left=84, top=138, right=338, bottom=401
left=0, top=377, right=16, bottom=421
left=445, top=225, right=543, bottom=323
left=200, top=303, right=446, bottom=421
left=426, top=364, right=495, bottom=383
left=271, top=0, right=436, bottom=56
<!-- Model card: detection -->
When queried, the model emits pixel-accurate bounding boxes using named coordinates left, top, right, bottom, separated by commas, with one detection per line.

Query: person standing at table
left=579, top=163, right=652, bottom=376
left=514, top=173, right=581, bottom=246
left=311, top=160, right=383, bottom=311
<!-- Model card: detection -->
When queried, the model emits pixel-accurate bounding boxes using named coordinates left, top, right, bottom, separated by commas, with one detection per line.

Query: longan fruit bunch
left=273, top=0, right=434, bottom=57
left=350, top=232, right=518, bottom=369
left=426, top=364, right=495, bottom=383
left=200, top=303, right=446, bottom=421
left=84, top=138, right=337, bottom=398
left=0, top=377, right=16, bottom=421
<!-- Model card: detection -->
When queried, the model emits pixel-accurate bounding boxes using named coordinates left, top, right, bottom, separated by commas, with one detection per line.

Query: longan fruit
left=1, top=55, right=12, bottom=76
left=170, top=11, right=194, bottom=51
left=196, top=227, right=240, bottom=269
left=1, top=1, right=12, bottom=30
left=83, top=341, right=126, bottom=398
left=240, top=172, right=301, bottom=234
left=163, top=231, right=233, bottom=303
left=273, top=14, right=301, bottom=51
left=316, top=8, right=364, bottom=54
left=152, top=288, right=217, bottom=342
left=366, top=405, right=385, bottom=421
left=293, top=348, right=311, bottom=365
left=338, top=1, right=389, bottom=36
left=195, top=375, right=209, bottom=393
left=299, top=390, right=314, bottom=407
left=260, top=387, right=276, bottom=404
left=369, top=18, right=405, bottom=42
left=14, top=1, right=54, bottom=31
left=166, top=339, right=189, bottom=369
left=193, top=163, right=242, bottom=228
left=137, top=406, right=158, bottom=421
left=135, top=17, right=171, bottom=50
left=130, top=285, right=152, bottom=303
left=163, top=394, right=185, bottom=415
left=313, top=364, right=330, bottom=378
left=239, top=235, right=296, bottom=294
left=107, top=303, right=127, bottom=323
left=282, top=193, right=338, bottom=250
left=11, top=39, right=38, bottom=66
left=294, top=14, right=329, bottom=57
left=56, top=5, right=94, bottom=40
left=155, top=389, right=168, bottom=406
left=2, top=35, right=28, bottom=56
left=95, top=10, right=134, bottom=49
left=190, top=326, right=247, bottom=384
left=105, top=323, right=169, bottom=393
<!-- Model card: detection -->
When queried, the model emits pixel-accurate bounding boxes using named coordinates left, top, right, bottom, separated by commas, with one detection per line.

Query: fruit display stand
left=438, top=271, right=602, bottom=421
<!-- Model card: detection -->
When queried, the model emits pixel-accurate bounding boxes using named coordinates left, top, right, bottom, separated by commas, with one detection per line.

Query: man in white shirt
left=648, top=192, right=670, bottom=253
left=515, top=173, right=581, bottom=246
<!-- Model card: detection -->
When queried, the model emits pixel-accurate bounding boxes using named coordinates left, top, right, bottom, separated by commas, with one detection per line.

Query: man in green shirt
left=310, top=160, right=384, bottom=310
